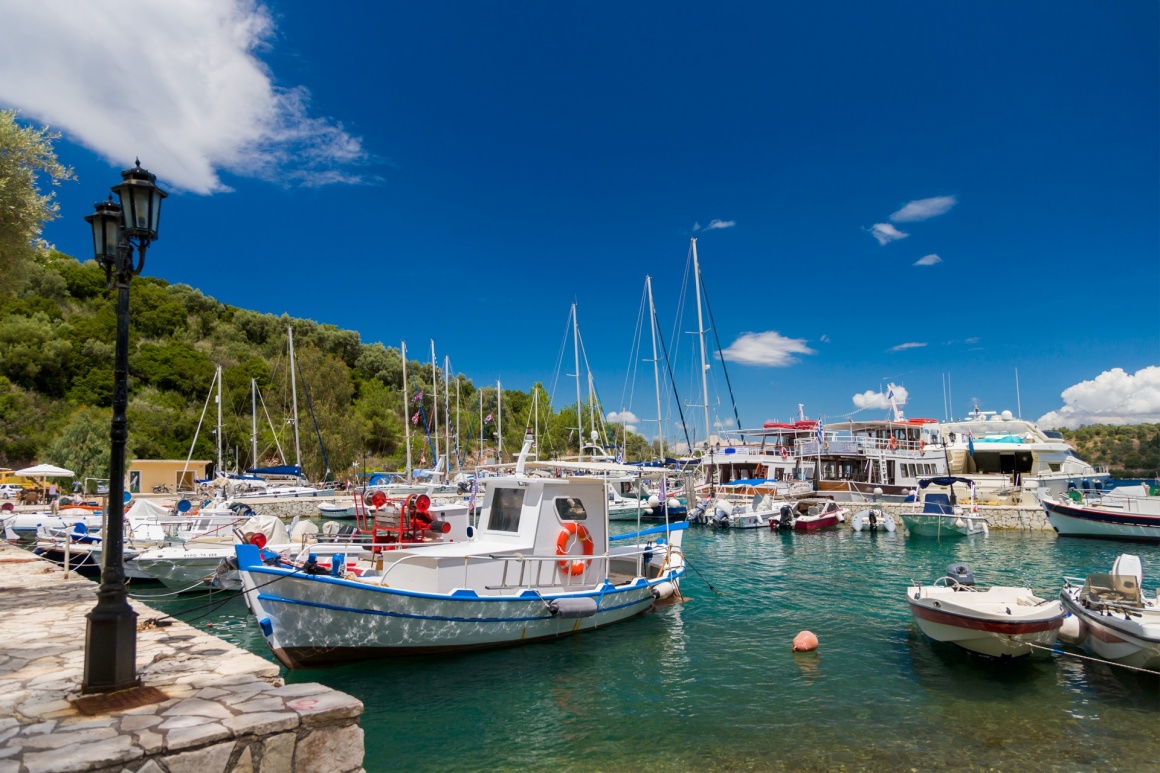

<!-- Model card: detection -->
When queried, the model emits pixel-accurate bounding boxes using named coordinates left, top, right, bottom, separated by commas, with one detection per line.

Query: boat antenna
left=653, top=297, right=693, bottom=453
left=1015, top=367, right=1022, bottom=419
left=287, top=327, right=302, bottom=475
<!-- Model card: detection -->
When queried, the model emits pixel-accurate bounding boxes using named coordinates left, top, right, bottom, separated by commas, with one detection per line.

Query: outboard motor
left=687, top=503, right=707, bottom=525
left=778, top=505, right=794, bottom=530
left=867, top=509, right=879, bottom=531
left=945, top=562, right=975, bottom=587
left=711, top=507, right=731, bottom=529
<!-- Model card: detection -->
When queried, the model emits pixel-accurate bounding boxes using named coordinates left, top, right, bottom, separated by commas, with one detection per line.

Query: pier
left=0, top=543, right=365, bottom=773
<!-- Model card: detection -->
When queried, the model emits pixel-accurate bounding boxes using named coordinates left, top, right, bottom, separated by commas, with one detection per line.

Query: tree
left=44, top=406, right=121, bottom=483
left=0, top=111, right=74, bottom=289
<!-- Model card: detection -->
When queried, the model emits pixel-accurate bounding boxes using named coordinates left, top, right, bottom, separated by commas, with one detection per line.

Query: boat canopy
left=245, top=464, right=303, bottom=477
left=918, top=476, right=976, bottom=489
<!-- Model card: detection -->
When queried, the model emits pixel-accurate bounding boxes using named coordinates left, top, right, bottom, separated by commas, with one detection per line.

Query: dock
left=0, top=543, right=365, bottom=773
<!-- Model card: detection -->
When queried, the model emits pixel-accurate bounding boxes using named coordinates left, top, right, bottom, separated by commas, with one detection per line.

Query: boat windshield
left=1082, top=573, right=1143, bottom=607
left=487, top=488, right=525, bottom=532
left=555, top=496, right=588, bottom=521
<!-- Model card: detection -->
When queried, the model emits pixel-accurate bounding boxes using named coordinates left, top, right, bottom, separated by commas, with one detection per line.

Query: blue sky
left=3, top=1, right=1158, bottom=438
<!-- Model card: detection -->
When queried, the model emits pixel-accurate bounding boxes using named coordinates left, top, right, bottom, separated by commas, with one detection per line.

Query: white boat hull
left=1043, top=499, right=1160, bottom=543
left=1060, top=586, right=1160, bottom=670
left=901, top=514, right=988, bottom=538
left=908, top=586, right=1064, bottom=657
left=235, top=544, right=680, bottom=668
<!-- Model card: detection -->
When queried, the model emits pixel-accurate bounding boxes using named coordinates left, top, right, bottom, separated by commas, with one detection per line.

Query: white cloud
left=889, top=342, right=927, bottom=352
left=607, top=410, right=640, bottom=425
left=820, top=334, right=831, bottom=343
left=713, top=417, right=735, bottom=429
left=869, top=223, right=909, bottom=245
left=964, top=337, right=979, bottom=344
left=914, top=254, right=942, bottom=266
left=1037, top=366, right=1160, bottom=429
left=890, top=196, right=957, bottom=222
left=853, top=383, right=909, bottom=410
left=0, top=0, right=367, bottom=194
left=720, top=331, right=815, bottom=366
left=705, top=219, right=735, bottom=230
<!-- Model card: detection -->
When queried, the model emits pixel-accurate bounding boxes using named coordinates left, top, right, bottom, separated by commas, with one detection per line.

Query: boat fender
left=792, top=630, right=819, bottom=652
left=422, top=519, right=451, bottom=535
left=329, top=553, right=345, bottom=577
left=548, top=597, right=598, bottom=619
left=889, top=437, right=898, bottom=450
left=258, top=617, right=273, bottom=637
left=245, top=532, right=268, bottom=549
left=945, top=563, right=975, bottom=587
left=652, top=581, right=676, bottom=600
left=1057, top=613, right=1087, bottom=645
left=643, top=542, right=654, bottom=566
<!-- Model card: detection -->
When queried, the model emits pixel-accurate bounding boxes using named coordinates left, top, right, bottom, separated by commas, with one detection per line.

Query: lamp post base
left=81, top=603, right=140, bottom=694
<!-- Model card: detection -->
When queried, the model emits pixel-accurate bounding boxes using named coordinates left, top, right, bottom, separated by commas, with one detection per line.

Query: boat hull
left=794, top=514, right=840, bottom=531
left=1043, top=499, right=1160, bottom=543
left=1060, top=588, right=1160, bottom=670
left=901, top=515, right=987, bottom=538
left=908, top=593, right=1064, bottom=657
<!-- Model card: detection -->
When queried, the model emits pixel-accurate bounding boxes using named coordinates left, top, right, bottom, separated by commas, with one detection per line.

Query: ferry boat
left=233, top=473, right=686, bottom=668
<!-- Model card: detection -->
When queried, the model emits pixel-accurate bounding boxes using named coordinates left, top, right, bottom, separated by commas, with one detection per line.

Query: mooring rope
left=1023, top=641, right=1160, bottom=676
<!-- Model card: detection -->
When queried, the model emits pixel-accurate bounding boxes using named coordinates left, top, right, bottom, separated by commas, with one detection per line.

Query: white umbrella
left=14, top=464, right=76, bottom=477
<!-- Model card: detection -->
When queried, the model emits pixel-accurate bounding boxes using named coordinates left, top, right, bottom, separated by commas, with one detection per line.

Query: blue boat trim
left=609, top=521, right=689, bottom=541
left=254, top=592, right=650, bottom=624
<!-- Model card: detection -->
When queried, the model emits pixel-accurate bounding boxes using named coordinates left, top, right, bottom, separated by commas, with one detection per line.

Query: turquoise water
left=147, top=530, right=1159, bottom=772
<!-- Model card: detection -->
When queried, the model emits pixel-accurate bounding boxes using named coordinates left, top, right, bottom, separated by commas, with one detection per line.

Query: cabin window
left=1049, top=463, right=1061, bottom=472
left=555, top=496, right=588, bottom=521
left=488, top=488, right=525, bottom=532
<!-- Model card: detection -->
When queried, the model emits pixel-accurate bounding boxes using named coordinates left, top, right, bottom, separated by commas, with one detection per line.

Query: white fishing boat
left=705, top=493, right=784, bottom=529
left=1059, top=554, right=1160, bottom=671
left=1041, top=487, right=1160, bottom=543
left=892, top=477, right=989, bottom=538
left=908, top=562, right=1066, bottom=657
left=233, top=473, right=686, bottom=668
left=3, top=507, right=104, bottom=544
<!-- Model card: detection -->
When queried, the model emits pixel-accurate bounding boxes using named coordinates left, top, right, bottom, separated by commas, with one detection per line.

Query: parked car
left=0, top=483, right=25, bottom=499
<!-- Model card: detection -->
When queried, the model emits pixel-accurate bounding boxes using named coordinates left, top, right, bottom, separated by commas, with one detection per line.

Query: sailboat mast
left=692, top=238, right=711, bottom=450
left=215, top=364, right=223, bottom=474
left=572, top=302, right=583, bottom=462
left=287, top=327, right=302, bottom=474
left=251, top=378, right=258, bottom=469
left=455, top=371, right=461, bottom=470
left=587, top=370, right=597, bottom=449
left=479, top=390, right=484, bottom=463
left=444, top=356, right=452, bottom=472
left=430, top=340, right=440, bottom=469
left=646, top=275, right=664, bottom=459
left=497, top=379, right=503, bottom=460
left=402, top=341, right=412, bottom=481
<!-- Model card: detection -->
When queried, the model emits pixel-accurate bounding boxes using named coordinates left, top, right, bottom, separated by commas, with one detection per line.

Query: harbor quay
left=0, top=543, right=365, bottom=773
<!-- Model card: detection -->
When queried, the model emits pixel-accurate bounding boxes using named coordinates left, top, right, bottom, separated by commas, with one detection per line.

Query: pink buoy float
left=792, top=630, right=819, bottom=652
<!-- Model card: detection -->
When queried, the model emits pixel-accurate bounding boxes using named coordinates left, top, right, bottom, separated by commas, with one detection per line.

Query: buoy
left=792, top=630, right=819, bottom=652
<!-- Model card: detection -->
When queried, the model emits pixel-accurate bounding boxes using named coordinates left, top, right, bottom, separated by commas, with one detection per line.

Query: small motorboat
left=908, top=562, right=1066, bottom=657
left=789, top=499, right=847, bottom=531
left=894, top=477, right=989, bottom=538
left=707, top=494, right=783, bottom=529
left=1059, top=554, right=1160, bottom=670
left=850, top=507, right=896, bottom=532
left=1042, top=490, right=1160, bottom=543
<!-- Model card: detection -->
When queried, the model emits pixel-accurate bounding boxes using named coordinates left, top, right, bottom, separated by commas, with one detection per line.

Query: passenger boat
left=1059, top=554, right=1160, bottom=670
left=892, top=477, right=989, bottom=538
left=908, top=562, right=1066, bottom=657
left=1041, top=488, right=1160, bottom=543
left=233, top=473, right=686, bottom=668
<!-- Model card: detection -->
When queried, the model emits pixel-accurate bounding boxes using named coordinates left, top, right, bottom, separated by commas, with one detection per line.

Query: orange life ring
left=556, top=522, right=594, bottom=576
left=919, top=439, right=926, bottom=451
left=888, top=436, right=898, bottom=451
left=779, top=446, right=789, bottom=460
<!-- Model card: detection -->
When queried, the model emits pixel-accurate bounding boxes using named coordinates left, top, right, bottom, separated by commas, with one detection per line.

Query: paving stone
left=120, top=714, right=163, bottom=732
left=16, top=697, right=72, bottom=718
left=285, top=690, right=364, bottom=727
left=19, top=719, right=56, bottom=736
left=159, top=715, right=206, bottom=730
left=163, top=740, right=235, bottom=773
left=20, top=726, right=118, bottom=750
left=195, top=687, right=229, bottom=700
left=165, top=721, right=232, bottom=750
left=162, top=698, right=234, bottom=719
left=23, top=735, right=136, bottom=773
left=136, top=761, right=167, bottom=773
left=136, top=729, right=164, bottom=754
left=296, top=725, right=365, bottom=773
left=0, top=759, right=16, bottom=773
left=260, top=732, right=296, bottom=772
left=268, top=682, right=329, bottom=699
left=233, top=696, right=286, bottom=714
left=224, top=711, right=299, bottom=736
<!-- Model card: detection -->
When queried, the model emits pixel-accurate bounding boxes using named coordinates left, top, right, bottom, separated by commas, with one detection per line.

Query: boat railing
left=796, top=436, right=927, bottom=456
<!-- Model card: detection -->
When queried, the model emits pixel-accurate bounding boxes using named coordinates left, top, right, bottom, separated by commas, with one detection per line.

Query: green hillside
left=1060, top=424, right=1160, bottom=479
left=0, top=251, right=653, bottom=482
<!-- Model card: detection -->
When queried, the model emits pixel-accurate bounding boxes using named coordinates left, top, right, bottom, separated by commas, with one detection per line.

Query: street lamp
left=82, top=160, right=167, bottom=694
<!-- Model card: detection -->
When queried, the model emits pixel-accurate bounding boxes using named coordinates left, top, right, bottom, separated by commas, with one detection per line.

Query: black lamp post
left=82, top=161, right=167, bottom=694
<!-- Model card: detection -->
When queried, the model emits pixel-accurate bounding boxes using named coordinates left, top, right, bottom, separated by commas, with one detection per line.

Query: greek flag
left=484, top=413, right=493, bottom=425
left=468, top=476, right=479, bottom=510
left=815, top=418, right=824, bottom=446
left=615, top=448, right=623, bottom=464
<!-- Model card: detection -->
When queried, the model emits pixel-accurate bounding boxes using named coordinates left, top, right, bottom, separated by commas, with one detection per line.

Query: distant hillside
left=1061, top=423, right=1160, bottom=478
left=0, top=252, right=654, bottom=482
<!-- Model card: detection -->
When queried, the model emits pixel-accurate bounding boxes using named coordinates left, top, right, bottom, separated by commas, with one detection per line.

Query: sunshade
left=14, top=464, right=76, bottom=477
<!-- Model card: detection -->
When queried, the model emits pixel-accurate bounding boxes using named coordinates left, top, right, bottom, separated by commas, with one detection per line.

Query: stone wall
left=876, top=504, right=1053, bottom=531
left=0, top=545, right=365, bottom=773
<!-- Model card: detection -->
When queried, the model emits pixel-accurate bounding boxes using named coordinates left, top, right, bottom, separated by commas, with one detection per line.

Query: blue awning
left=245, top=465, right=303, bottom=477
left=917, top=476, right=975, bottom=489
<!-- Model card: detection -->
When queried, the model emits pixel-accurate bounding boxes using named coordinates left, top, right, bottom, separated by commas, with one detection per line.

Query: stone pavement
left=0, top=543, right=365, bottom=773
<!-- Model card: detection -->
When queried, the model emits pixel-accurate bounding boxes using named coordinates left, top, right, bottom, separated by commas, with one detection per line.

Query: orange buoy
left=792, top=630, right=819, bottom=652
